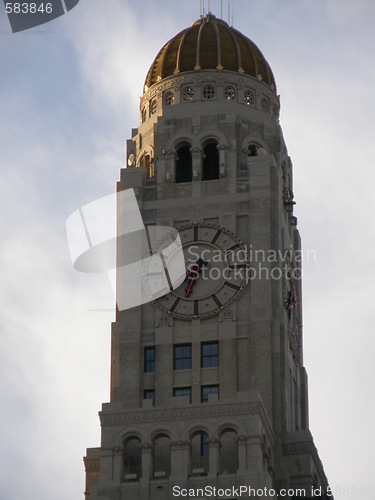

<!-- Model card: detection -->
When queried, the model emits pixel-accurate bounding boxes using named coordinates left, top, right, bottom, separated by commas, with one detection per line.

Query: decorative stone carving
left=287, top=324, right=302, bottom=363
left=291, top=216, right=298, bottom=226
left=207, top=437, right=220, bottom=444
left=84, top=458, right=100, bottom=472
left=159, top=313, right=170, bottom=327
left=100, top=401, right=269, bottom=429
left=171, top=440, right=190, bottom=448
left=223, top=308, right=232, bottom=322
left=162, top=148, right=175, bottom=157
left=140, top=443, right=153, bottom=450
left=113, top=446, right=123, bottom=454
left=282, top=441, right=314, bottom=455
left=141, top=71, right=280, bottom=113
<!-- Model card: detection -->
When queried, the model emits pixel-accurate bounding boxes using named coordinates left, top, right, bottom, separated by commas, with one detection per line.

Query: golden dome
left=143, top=14, right=276, bottom=94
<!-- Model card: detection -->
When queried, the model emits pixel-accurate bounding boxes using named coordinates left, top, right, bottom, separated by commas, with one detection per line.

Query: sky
left=0, top=0, right=375, bottom=498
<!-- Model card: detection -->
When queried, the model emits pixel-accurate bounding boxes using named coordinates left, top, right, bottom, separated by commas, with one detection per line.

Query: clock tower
left=84, top=13, right=332, bottom=500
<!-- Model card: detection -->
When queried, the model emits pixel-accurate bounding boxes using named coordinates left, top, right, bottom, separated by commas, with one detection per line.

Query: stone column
left=208, top=438, right=221, bottom=477
left=237, top=435, right=247, bottom=472
left=98, top=448, right=113, bottom=484
left=170, top=441, right=190, bottom=480
left=140, top=443, right=153, bottom=483
left=191, top=146, right=202, bottom=197
left=162, top=149, right=175, bottom=182
left=112, top=446, right=124, bottom=483
left=217, top=144, right=229, bottom=177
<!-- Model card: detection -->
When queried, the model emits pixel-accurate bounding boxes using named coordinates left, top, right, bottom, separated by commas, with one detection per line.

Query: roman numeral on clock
left=227, top=243, right=240, bottom=252
left=211, top=229, right=222, bottom=245
left=170, top=298, right=181, bottom=313
left=211, top=294, right=222, bottom=308
left=224, top=282, right=241, bottom=291
left=194, top=300, right=199, bottom=316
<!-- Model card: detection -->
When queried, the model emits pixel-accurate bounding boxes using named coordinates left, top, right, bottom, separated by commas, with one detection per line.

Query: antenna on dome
left=221, top=0, right=223, bottom=19
left=232, top=0, right=234, bottom=25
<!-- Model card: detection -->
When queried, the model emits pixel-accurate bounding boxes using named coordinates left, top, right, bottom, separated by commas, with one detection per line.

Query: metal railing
left=153, top=459, right=171, bottom=479
left=220, top=457, right=238, bottom=474
left=190, top=456, right=209, bottom=475
left=123, top=462, right=141, bottom=482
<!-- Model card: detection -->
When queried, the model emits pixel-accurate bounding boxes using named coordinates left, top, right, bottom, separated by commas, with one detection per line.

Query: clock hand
left=185, top=263, right=200, bottom=297
left=196, top=257, right=208, bottom=268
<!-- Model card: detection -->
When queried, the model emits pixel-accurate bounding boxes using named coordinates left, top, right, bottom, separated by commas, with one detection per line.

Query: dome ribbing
left=143, top=14, right=276, bottom=94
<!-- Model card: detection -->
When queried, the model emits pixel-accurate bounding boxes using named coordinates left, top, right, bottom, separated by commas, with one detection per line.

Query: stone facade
left=84, top=15, right=332, bottom=500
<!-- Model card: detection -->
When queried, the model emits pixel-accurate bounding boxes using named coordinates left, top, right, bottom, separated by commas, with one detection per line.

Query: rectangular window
left=201, top=384, right=219, bottom=403
left=201, top=341, right=219, bottom=368
left=173, top=387, right=192, bottom=402
left=174, top=344, right=191, bottom=370
left=144, top=346, right=155, bottom=373
left=144, top=389, right=155, bottom=405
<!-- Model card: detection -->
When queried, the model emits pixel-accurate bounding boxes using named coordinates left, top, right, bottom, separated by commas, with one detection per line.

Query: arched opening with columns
left=152, top=433, right=171, bottom=479
left=219, top=427, right=238, bottom=474
left=175, top=144, right=192, bottom=183
left=190, top=429, right=209, bottom=475
left=122, top=436, right=142, bottom=482
left=202, top=140, right=219, bottom=180
left=138, top=152, right=154, bottom=179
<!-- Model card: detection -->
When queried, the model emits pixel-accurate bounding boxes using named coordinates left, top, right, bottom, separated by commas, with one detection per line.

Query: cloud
left=62, top=0, right=177, bottom=124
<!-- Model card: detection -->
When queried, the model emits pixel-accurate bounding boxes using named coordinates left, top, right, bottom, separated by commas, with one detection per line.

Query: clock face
left=142, top=223, right=248, bottom=320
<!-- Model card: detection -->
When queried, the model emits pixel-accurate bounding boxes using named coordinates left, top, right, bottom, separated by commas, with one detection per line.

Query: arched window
left=261, top=97, right=269, bottom=113
left=202, top=141, right=219, bottom=181
left=139, top=153, right=154, bottom=178
left=164, top=91, right=174, bottom=106
left=248, top=144, right=258, bottom=157
left=123, top=436, right=142, bottom=482
left=182, top=86, right=194, bottom=101
left=219, top=429, right=238, bottom=474
left=150, top=99, right=158, bottom=116
left=224, top=85, right=236, bottom=100
left=247, top=143, right=266, bottom=157
left=190, top=430, right=209, bottom=475
left=153, top=434, right=171, bottom=478
left=175, top=145, right=192, bottom=183
left=244, top=89, right=255, bottom=106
